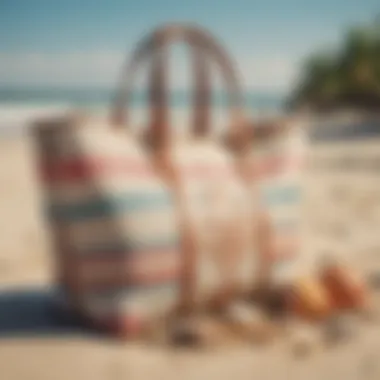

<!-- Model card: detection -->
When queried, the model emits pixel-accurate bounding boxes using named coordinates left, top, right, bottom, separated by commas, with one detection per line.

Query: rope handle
left=110, top=24, right=247, bottom=142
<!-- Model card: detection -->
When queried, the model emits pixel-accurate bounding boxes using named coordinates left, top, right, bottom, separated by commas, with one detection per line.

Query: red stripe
left=41, top=157, right=154, bottom=182
left=96, top=314, right=146, bottom=339
left=40, top=157, right=235, bottom=183
left=57, top=246, right=180, bottom=292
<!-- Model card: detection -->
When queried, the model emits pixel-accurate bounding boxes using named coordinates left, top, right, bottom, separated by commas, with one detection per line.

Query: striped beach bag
left=33, top=113, right=181, bottom=337
left=114, top=24, right=258, bottom=310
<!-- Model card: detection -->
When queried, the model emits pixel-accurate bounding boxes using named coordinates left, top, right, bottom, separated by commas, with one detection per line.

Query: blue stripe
left=263, top=185, right=301, bottom=205
left=48, top=191, right=173, bottom=222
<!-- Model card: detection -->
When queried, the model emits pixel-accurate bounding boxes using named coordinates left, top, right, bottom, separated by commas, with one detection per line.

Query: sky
left=0, top=0, right=379, bottom=93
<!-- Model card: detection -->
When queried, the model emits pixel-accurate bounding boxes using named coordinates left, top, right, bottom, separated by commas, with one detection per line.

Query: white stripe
left=83, top=286, right=178, bottom=319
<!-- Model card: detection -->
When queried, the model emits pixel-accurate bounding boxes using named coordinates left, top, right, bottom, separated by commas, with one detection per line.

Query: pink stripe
left=78, top=249, right=179, bottom=275
left=179, top=164, right=233, bottom=180
left=91, top=266, right=180, bottom=289
left=262, top=234, right=300, bottom=262
left=67, top=264, right=180, bottom=292
left=273, top=234, right=300, bottom=261
left=254, top=155, right=304, bottom=178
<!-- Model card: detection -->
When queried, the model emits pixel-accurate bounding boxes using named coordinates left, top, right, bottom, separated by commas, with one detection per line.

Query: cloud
left=0, top=50, right=300, bottom=91
left=238, top=53, right=301, bottom=92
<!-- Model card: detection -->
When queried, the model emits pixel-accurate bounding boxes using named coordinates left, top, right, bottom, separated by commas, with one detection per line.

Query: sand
left=0, top=134, right=380, bottom=380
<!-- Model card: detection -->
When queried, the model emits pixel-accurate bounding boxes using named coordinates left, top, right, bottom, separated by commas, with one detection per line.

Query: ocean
left=0, top=86, right=285, bottom=135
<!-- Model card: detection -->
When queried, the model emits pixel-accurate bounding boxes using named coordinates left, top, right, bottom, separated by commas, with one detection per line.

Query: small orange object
left=286, top=277, right=332, bottom=321
left=320, top=264, right=368, bottom=311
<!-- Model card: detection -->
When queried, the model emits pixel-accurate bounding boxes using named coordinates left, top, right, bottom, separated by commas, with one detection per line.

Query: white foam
left=0, top=103, right=72, bottom=136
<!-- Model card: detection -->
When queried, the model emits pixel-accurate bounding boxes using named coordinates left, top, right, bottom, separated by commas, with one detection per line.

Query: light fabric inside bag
left=249, top=123, right=308, bottom=285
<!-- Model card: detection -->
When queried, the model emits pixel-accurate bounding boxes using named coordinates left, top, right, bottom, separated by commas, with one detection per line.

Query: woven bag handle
left=110, top=24, right=246, bottom=142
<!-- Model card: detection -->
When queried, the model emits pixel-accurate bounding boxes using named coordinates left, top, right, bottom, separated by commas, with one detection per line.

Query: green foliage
left=289, top=18, right=380, bottom=111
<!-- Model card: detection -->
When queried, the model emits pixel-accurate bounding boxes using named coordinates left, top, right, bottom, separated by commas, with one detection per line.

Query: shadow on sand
left=0, top=287, right=99, bottom=339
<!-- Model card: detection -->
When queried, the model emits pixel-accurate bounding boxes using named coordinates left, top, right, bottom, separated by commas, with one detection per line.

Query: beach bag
left=33, top=115, right=181, bottom=337
left=111, top=24, right=257, bottom=310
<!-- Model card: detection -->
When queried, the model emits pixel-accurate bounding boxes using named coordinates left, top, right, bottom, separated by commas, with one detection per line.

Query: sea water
left=0, top=86, right=284, bottom=136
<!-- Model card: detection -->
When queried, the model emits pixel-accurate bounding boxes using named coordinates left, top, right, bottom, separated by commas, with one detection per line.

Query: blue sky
left=0, top=0, right=379, bottom=92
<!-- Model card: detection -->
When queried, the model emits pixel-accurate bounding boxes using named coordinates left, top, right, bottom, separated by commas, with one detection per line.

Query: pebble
left=367, top=271, right=380, bottom=290
left=141, top=317, right=168, bottom=345
left=227, top=302, right=263, bottom=324
left=322, top=314, right=358, bottom=345
left=258, top=287, right=289, bottom=318
left=224, top=302, right=278, bottom=344
left=289, top=323, right=321, bottom=358
left=169, top=317, right=201, bottom=347
left=357, top=301, right=380, bottom=323
left=168, top=315, right=232, bottom=348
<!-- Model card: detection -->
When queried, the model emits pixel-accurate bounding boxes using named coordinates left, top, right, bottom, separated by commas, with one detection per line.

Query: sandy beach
left=1, top=0, right=379, bottom=376
left=1, top=130, right=380, bottom=380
